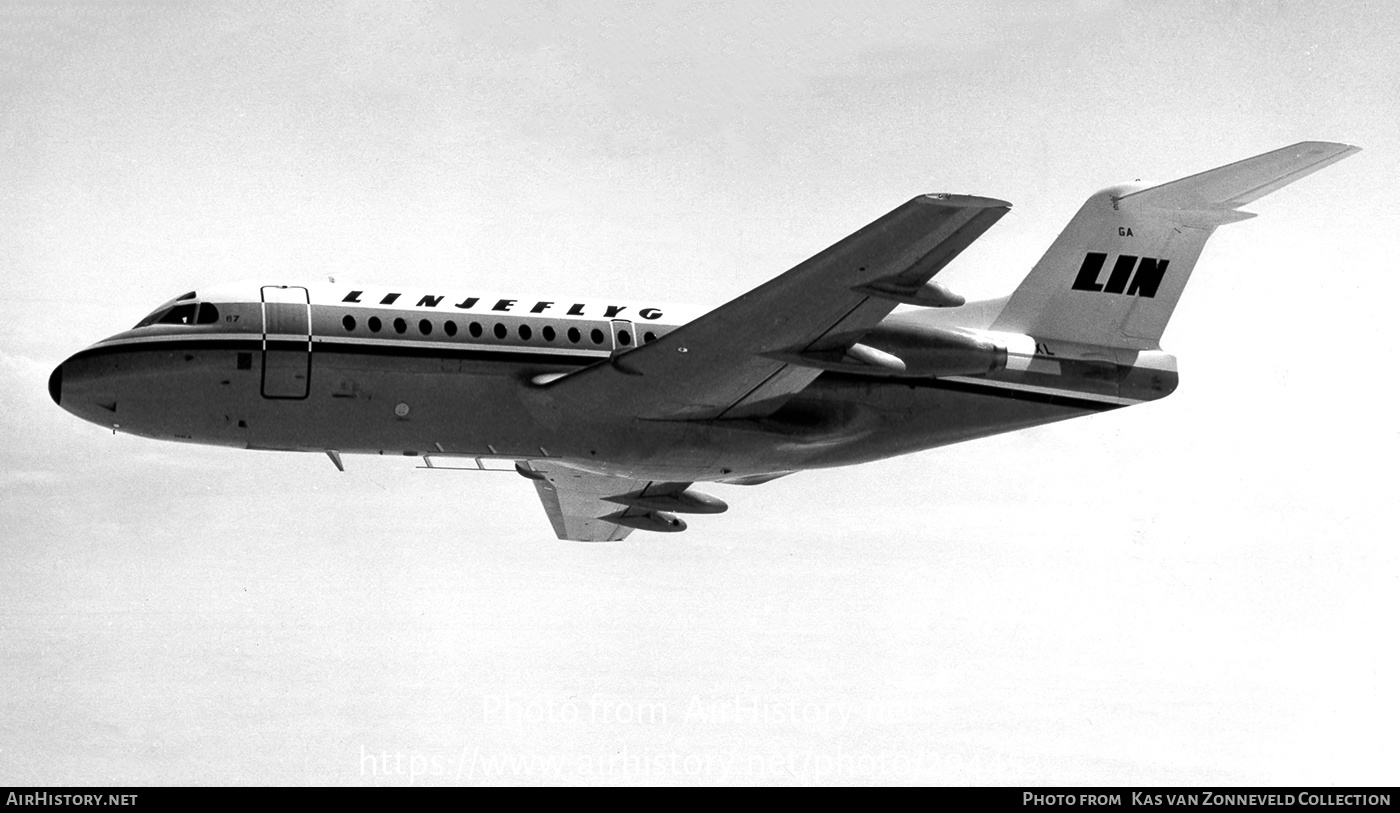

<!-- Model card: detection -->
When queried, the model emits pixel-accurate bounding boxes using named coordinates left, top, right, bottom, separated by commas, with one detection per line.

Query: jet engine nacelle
left=854, top=321, right=1006, bottom=377
left=768, top=320, right=1005, bottom=378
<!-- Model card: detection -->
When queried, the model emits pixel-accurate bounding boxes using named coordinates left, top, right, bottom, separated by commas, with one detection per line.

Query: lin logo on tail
left=1070, top=252, right=1169, bottom=298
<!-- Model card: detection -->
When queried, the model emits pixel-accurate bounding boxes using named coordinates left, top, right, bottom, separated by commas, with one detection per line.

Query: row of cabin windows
left=133, top=302, right=658, bottom=347
left=340, top=314, right=659, bottom=347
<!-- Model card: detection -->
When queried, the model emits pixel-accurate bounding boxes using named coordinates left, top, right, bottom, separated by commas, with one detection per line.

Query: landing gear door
left=261, top=286, right=311, bottom=399
left=609, top=319, right=635, bottom=357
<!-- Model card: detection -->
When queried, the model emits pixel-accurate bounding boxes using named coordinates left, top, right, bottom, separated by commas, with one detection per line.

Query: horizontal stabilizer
left=1117, top=141, right=1360, bottom=214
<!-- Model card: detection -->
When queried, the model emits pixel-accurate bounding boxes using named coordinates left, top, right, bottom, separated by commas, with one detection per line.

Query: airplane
left=49, top=141, right=1358, bottom=541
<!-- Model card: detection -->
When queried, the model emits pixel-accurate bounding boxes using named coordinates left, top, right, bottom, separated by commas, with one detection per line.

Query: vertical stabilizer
left=991, top=141, right=1359, bottom=349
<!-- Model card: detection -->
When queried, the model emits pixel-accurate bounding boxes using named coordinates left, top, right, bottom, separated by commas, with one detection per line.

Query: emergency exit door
left=609, top=319, right=635, bottom=356
left=261, top=286, right=311, bottom=399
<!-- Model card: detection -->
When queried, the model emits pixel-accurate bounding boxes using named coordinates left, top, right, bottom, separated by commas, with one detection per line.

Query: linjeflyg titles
left=338, top=291, right=665, bottom=321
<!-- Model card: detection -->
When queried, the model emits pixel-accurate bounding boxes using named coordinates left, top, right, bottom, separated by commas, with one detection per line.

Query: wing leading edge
left=537, top=194, right=1010, bottom=421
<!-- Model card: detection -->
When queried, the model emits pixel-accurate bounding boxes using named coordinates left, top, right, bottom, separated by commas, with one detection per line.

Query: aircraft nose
left=48, top=362, right=63, bottom=406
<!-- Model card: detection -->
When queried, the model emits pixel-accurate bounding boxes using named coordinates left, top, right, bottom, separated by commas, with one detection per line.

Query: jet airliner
left=49, top=142, right=1358, bottom=540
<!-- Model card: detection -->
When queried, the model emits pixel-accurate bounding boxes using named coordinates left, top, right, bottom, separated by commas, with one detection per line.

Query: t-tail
left=991, top=141, right=1360, bottom=350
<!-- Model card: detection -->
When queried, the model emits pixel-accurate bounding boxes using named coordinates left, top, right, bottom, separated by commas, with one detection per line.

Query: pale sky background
left=2, top=0, right=1396, bottom=786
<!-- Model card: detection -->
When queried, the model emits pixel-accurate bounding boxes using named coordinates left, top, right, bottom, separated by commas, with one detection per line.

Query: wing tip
left=1279, top=140, right=1363, bottom=166
left=1290, top=139, right=1362, bottom=155
left=916, top=193, right=1012, bottom=210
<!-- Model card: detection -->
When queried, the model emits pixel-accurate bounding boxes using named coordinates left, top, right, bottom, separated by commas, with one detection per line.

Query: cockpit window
left=134, top=307, right=169, bottom=328
left=157, top=303, right=198, bottom=325
left=196, top=303, right=220, bottom=324
left=134, top=302, right=199, bottom=328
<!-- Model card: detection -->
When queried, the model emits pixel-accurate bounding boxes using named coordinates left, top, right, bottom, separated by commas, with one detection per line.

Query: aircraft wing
left=538, top=194, right=1011, bottom=420
left=518, top=462, right=694, bottom=542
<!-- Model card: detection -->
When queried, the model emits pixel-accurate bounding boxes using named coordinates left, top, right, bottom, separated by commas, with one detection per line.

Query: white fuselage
left=51, top=280, right=1166, bottom=483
